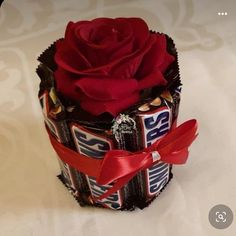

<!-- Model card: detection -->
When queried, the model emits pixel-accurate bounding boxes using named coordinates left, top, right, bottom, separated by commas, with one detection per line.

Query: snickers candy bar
left=37, top=65, right=91, bottom=205
left=69, top=120, right=128, bottom=210
left=134, top=91, right=180, bottom=205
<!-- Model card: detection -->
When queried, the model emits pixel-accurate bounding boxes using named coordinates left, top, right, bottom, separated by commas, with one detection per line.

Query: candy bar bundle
left=36, top=17, right=198, bottom=210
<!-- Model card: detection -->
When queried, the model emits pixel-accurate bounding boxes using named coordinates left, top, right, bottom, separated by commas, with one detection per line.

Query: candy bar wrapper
left=37, top=34, right=181, bottom=210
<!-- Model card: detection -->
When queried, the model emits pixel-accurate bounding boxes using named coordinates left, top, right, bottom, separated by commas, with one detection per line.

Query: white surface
left=0, top=0, right=236, bottom=235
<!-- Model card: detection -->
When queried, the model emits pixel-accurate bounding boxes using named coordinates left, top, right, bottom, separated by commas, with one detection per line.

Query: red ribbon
left=47, top=119, right=198, bottom=200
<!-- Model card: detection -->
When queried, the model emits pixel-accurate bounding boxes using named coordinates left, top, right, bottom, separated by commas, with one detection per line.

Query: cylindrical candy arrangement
left=37, top=17, right=196, bottom=210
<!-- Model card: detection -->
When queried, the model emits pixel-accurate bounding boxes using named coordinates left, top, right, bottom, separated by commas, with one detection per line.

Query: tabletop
left=0, top=0, right=236, bottom=235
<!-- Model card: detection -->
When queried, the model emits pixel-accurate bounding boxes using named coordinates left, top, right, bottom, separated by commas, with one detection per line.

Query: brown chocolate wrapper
left=37, top=33, right=182, bottom=210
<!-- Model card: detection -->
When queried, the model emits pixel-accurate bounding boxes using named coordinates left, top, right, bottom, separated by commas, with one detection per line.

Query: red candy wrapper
left=36, top=17, right=198, bottom=210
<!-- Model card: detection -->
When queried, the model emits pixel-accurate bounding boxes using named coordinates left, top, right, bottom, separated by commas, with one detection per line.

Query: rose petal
left=65, top=21, right=89, bottom=40
left=55, top=40, right=92, bottom=74
left=126, top=18, right=150, bottom=49
left=64, top=22, right=92, bottom=67
left=80, top=92, right=140, bottom=116
left=75, top=18, right=134, bottom=67
left=110, top=36, right=134, bottom=61
left=78, top=18, right=114, bottom=43
left=54, top=68, right=140, bottom=116
left=137, top=69, right=167, bottom=91
left=110, top=35, right=156, bottom=78
left=136, top=34, right=166, bottom=78
left=77, top=18, right=133, bottom=49
left=75, top=77, right=138, bottom=101
left=82, top=18, right=132, bottom=46
left=54, top=69, right=79, bottom=99
left=136, top=33, right=175, bottom=84
left=159, top=52, right=175, bottom=73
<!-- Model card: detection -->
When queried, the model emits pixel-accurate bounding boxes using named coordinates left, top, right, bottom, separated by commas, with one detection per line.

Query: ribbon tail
left=161, top=149, right=189, bottom=164
left=95, top=173, right=137, bottom=201
left=159, top=119, right=198, bottom=154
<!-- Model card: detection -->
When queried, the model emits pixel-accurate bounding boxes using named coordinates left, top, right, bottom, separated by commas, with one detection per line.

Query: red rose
left=54, top=17, right=174, bottom=116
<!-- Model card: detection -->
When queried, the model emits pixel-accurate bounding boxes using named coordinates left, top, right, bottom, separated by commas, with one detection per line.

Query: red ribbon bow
left=47, top=119, right=198, bottom=200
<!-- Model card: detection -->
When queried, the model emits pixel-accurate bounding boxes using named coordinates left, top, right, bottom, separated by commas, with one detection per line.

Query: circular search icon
left=209, top=204, right=233, bottom=229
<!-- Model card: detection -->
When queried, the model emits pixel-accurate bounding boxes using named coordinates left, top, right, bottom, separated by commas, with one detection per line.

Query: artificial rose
left=54, top=17, right=175, bottom=116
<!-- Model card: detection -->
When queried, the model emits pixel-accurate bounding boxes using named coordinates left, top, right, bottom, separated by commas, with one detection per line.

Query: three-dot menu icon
left=218, top=12, right=228, bottom=16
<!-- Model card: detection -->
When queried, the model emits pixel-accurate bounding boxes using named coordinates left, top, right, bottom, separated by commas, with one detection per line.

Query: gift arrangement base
left=36, top=31, right=191, bottom=211
left=57, top=167, right=173, bottom=211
